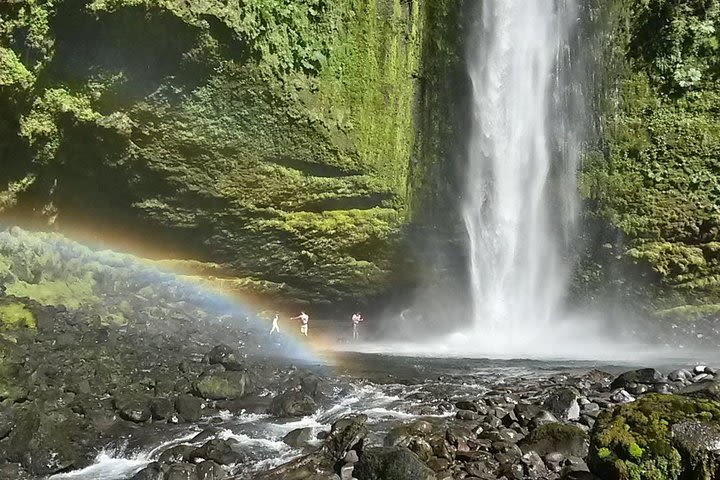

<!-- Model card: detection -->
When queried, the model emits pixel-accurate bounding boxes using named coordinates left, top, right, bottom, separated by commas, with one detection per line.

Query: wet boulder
left=191, top=438, right=248, bottom=465
left=194, top=371, right=253, bottom=400
left=681, top=379, right=720, bottom=401
left=150, top=397, right=174, bottom=420
left=165, top=463, right=197, bottom=480
left=158, top=444, right=195, bottom=464
left=543, top=388, right=581, bottom=421
left=113, top=393, right=152, bottom=423
left=175, top=394, right=203, bottom=422
left=610, top=368, right=663, bottom=390
left=129, top=462, right=163, bottom=480
left=283, top=427, right=314, bottom=447
left=1, top=405, right=96, bottom=476
left=354, top=447, right=435, bottom=480
left=323, top=414, right=369, bottom=459
left=196, top=460, right=224, bottom=480
left=0, top=407, right=14, bottom=440
left=206, top=345, right=244, bottom=371
left=269, top=390, right=318, bottom=417
left=519, top=423, right=588, bottom=458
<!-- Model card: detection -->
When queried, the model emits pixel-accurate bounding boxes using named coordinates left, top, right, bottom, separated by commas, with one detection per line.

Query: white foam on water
left=217, top=429, right=289, bottom=451
left=49, top=431, right=201, bottom=480
left=49, top=454, right=148, bottom=480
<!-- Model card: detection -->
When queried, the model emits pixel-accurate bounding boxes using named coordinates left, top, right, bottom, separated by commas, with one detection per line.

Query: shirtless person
left=351, top=312, right=363, bottom=340
left=291, top=311, right=310, bottom=336
left=270, top=313, right=280, bottom=334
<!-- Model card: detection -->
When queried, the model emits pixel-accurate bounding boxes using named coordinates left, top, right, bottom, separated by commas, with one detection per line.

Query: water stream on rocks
left=48, top=354, right=715, bottom=480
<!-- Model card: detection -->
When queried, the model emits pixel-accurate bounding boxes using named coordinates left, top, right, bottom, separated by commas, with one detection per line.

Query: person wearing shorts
left=291, top=311, right=309, bottom=336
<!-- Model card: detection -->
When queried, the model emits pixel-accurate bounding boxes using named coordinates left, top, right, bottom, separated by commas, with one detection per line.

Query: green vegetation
left=580, top=0, right=720, bottom=316
left=0, top=0, right=442, bottom=306
left=0, top=303, right=36, bottom=329
left=590, top=394, right=720, bottom=480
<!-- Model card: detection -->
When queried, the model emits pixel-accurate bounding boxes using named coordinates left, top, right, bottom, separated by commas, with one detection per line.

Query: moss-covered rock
left=589, top=394, right=720, bottom=480
left=0, top=0, right=462, bottom=308
left=194, top=371, right=252, bottom=400
left=579, top=0, right=720, bottom=317
left=519, top=423, right=589, bottom=458
left=0, top=302, right=36, bottom=329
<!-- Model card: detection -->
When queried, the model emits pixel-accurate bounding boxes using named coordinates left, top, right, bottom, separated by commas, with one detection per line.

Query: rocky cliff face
left=578, top=0, right=720, bottom=320
left=0, top=0, right=465, bottom=309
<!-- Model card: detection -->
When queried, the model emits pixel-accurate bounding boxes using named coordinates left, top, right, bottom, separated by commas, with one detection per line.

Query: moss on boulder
left=589, top=394, right=720, bottom=480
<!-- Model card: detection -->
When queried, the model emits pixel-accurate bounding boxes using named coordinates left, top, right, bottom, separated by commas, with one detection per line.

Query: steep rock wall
left=0, top=0, right=451, bottom=308
left=579, top=0, right=720, bottom=320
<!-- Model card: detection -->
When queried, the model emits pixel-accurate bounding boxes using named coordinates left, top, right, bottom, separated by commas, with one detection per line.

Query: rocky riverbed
left=2, top=229, right=720, bottom=480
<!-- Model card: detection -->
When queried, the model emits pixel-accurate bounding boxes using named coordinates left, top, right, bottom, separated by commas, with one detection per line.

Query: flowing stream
left=463, top=0, right=582, bottom=351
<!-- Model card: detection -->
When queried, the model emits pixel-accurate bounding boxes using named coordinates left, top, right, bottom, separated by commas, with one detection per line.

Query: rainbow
left=0, top=224, right=340, bottom=366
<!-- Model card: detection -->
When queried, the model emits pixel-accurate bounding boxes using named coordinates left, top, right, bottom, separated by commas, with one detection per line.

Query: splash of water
left=463, top=0, right=581, bottom=350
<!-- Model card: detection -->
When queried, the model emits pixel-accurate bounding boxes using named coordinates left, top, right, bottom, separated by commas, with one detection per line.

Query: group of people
left=269, top=311, right=364, bottom=339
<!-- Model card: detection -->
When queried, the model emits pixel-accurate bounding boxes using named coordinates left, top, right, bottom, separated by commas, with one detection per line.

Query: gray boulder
left=354, top=447, right=435, bottom=480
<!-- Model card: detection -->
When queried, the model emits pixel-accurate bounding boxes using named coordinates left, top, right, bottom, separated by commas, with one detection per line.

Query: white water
left=463, top=0, right=582, bottom=351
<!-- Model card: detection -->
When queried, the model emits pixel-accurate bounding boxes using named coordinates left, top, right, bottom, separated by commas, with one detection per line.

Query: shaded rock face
left=354, top=446, right=435, bottom=480
left=0, top=0, right=450, bottom=308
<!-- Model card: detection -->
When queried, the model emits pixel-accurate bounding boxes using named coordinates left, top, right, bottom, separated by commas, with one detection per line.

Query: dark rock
left=455, top=400, right=483, bottom=413
left=129, top=462, right=163, bottom=480
left=626, top=383, right=649, bottom=395
left=0, top=408, right=14, bottom=440
left=150, top=397, right=174, bottom=420
left=672, top=421, right=720, bottom=478
left=206, top=345, right=245, bottom=371
left=196, top=460, right=225, bottom=480
left=519, top=423, right=588, bottom=457
left=543, top=388, right=581, bottom=421
left=165, top=463, right=197, bottom=480
left=681, top=379, right=720, bottom=400
left=669, top=369, right=693, bottom=382
left=324, top=414, right=368, bottom=459
left=175, top=394, right=203, bottom=422
left=514, top=404, right=544, bottom=425
left=194, top=371, right=253, bottom=400
left=521, top=451, right=547, bottom=479
left=283, top=427, right=314, bottom=447
left=529, top=410, right=560, bottom=429
left=269, top=390, right=318, bottom=417
left=610, top=368, right=663, bottom=389
left=191, top=428, right=222, bottom=444
left=114, top=394, right=152, bottom=423
left=158, top=444, right=195, bottom=464
left=581, top=402, right=600, bottom=417
left=354, top=447, right=435, bottom=480
left=408, top=437, right=433, bottom=461
left=457, top=409, right=479, bottom=420
left=5, top=406, right=95, bottom=475
left=0, top=463, right=32, bottom=480
left=191, top=438, right=248, bottom=465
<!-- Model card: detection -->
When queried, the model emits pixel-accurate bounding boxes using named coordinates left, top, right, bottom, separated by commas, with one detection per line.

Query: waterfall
left=463, top=0, right=582, bottom=351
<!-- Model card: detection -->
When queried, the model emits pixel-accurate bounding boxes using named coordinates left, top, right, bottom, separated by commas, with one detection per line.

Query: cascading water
left=463, top=0, right=582, bottom=351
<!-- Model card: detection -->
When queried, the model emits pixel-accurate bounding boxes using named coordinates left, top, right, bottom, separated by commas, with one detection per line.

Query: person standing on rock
left=291, top=311, right=310, bottom=336
left=270, top=313, right=280, bottom=334
left=351, top=312, right=363, bottom=340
